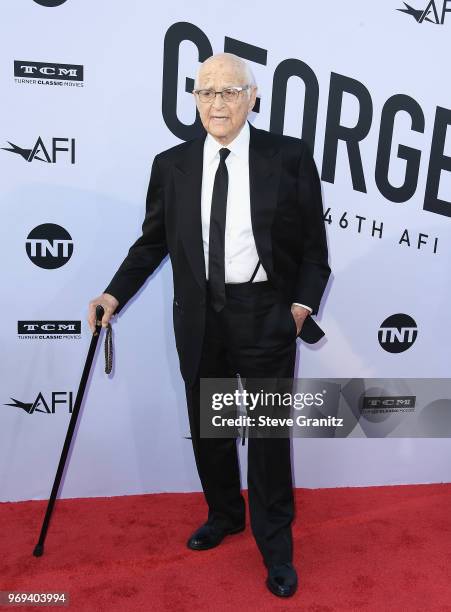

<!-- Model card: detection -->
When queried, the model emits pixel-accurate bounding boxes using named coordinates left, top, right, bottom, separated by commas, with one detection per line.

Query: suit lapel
left=174, top=134, right=207, bottom=290
left=249, top=123, right=281, bottom=281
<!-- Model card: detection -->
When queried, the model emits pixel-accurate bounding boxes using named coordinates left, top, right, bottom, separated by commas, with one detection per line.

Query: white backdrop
left=1, top=0, right=450, bottom=501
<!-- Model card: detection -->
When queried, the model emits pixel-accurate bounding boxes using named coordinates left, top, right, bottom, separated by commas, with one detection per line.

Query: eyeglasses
left=193, top=85, right=251, bottom=104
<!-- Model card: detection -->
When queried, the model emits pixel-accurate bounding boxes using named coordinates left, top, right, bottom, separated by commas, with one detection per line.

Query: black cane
left=33, top=305, right=108, bottom=557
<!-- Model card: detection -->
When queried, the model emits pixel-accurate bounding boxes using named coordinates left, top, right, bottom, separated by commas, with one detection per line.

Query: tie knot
left=219, top=147, right=230, bottom=163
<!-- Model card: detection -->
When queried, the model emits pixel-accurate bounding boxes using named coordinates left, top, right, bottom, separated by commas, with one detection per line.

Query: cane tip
left=33, top=544, right=44, bottom=557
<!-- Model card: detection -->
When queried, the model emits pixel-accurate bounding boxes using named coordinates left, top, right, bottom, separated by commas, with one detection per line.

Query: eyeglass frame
left=192, top=85, right=252, bottom=103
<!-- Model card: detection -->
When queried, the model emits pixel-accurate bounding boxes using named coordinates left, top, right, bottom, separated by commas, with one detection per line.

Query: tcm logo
left=5, top=392, right=74, bottom=414
left=18, top=321, right=81, bottom=339
left=26, top=224, right=73, bottom=269
left=2, top=137, right=75, bottom=163
left=397, top=0, right=451, bottom=23
left=14, top=60, right=83, bottom=83
left=362, top=396, right=416, bottom=412
left=378, top=314, right=418, bottom=353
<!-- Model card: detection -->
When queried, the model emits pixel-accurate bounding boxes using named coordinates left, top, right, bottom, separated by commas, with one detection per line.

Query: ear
left=248, top=86, right=257, bottom=112
left=193, top=94, right=201, bottom=113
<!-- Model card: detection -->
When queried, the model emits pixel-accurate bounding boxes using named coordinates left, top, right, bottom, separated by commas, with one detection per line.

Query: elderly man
left=88, top=53, right=330, bottom=598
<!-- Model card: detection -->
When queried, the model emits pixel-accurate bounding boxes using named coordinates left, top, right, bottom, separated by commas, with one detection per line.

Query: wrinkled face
left=194, top=58, right=257, bottom=145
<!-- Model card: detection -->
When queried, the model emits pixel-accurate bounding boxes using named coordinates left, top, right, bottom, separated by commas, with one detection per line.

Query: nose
left=211, top=92, right=226, bottom=110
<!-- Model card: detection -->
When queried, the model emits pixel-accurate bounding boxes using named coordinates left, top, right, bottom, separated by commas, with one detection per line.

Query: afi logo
left=5, top=392, right=74, bottom=414
left=2, top=137, right=75, bottom=163
left=397, top=0, right=451, bottom=23
left=26, top=224, right=73, bottom=269
left=378, top=314, right=418, bottom=353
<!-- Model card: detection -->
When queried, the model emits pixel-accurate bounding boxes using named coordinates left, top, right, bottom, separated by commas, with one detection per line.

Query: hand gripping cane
left=33, top=305, right=112, bottom=557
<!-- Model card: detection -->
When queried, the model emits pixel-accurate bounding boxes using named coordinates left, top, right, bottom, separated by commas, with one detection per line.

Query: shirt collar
left=204, top=120, right=250, bottom=164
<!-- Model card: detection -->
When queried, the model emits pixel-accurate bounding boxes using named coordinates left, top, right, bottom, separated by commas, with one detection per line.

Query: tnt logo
left=33, top=1, right=68, bottom=6
left=378, top=314, right=418, bottom=353
left=26, top=224, right=73, bottom=269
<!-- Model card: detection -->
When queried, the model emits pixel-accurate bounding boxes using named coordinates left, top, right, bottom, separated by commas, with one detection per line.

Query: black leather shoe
left=186, top=522, right=245, bottom=551
left=266, top=563, right=298, bottom=597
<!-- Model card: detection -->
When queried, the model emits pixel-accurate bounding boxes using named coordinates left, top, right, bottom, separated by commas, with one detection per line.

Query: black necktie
left=208, top=147, right=231, bottom=311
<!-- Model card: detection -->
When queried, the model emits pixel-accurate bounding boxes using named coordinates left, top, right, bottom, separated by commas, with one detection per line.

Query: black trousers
left=185, top=280, right=297, bottom=567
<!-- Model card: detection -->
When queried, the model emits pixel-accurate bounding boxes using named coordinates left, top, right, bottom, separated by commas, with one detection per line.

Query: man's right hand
left=88, top=293, right=119, bottom=333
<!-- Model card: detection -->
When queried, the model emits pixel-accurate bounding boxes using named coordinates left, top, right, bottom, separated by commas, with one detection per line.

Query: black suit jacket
left=105, top=122, right=331, bottom=386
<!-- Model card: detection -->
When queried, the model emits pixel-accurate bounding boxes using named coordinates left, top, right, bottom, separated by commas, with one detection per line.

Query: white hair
left=194, top=53, right=257, bottom=95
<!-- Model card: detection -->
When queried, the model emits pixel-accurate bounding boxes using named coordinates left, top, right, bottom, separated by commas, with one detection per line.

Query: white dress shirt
left=200, top=121, right=312, bottom=313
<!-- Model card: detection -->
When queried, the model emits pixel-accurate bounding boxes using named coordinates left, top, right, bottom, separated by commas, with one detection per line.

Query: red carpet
left=1, top=484, right=451, bottom=611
